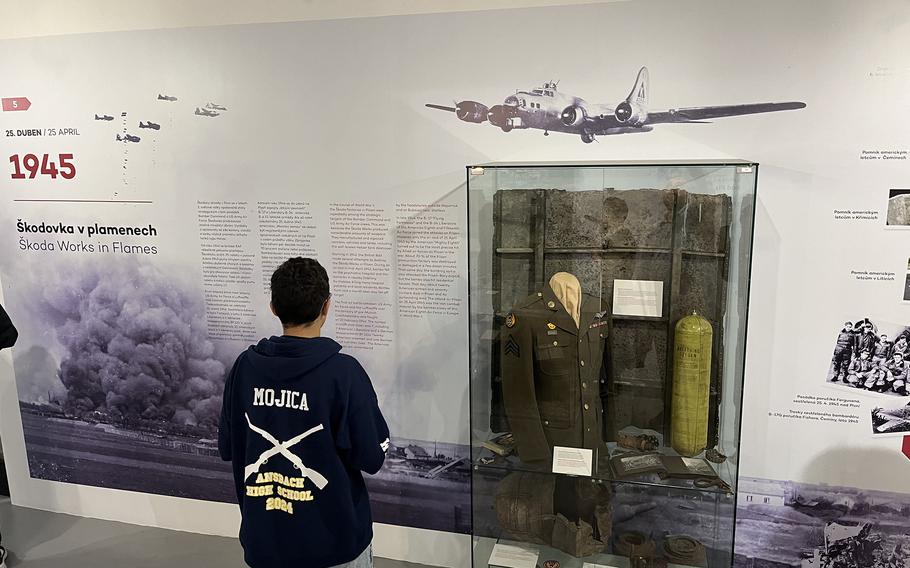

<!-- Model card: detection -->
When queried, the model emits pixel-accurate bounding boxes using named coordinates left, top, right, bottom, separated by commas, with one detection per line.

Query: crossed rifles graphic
left=244, top=413, right=329, bottom=490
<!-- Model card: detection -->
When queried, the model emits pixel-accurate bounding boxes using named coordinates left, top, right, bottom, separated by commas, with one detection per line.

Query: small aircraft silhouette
left=94, top=114, right=114, bottom=121
left=139, top=121, right=161, bottom=130
left=195, top=107, right=220, bottom=117
left=206, top=102, right=227, bottom=111
left=116, top=133, right=141, bottom=143
left=427, top=67, right=806, bottom=144
left=157, top=94, right=178, bottom=102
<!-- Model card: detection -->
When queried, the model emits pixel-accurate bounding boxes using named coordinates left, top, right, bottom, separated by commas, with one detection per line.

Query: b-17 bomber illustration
left=157, top=94, right=178, bottom=102
left=427, top=67, right=806, bottom=143
left=116, top=133, right=141, bottom=143
left=195, top=107, right=220, bottom=117
left=139, top=121, right=161, bottom=130
left=94, top=114, right=114, bottom=121
left=206, top=102, right=227, bottom=111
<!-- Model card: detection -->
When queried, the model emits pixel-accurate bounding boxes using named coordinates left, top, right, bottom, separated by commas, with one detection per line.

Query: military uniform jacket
left=883, top=360, right=909, bottom=381
left=874, top=341, right=893, bottom=360
left=848, top=358, right=875, bottom=374
left=834, top=331, right=855, bottom=353
left=501, top=288, right=610, bottom=463
left=857, top=332, right=879, bottom=356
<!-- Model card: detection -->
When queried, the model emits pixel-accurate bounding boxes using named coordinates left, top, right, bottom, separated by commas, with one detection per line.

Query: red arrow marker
left=902, top=436, right=910, bottom=461
left=2, top=97, right=31, bottom=112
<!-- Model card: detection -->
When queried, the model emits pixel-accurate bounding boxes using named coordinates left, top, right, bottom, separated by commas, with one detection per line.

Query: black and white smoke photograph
left=11, top=257, right=236, bottom=499
left=825, top=318, right=910, bottom=397
left=8, top=257, right=470, bottom=533
left=886, top=189, right=910, bottom=227
left=871, top=402, right=910, bottom=437
left=735, top=477, right=910, bottom=568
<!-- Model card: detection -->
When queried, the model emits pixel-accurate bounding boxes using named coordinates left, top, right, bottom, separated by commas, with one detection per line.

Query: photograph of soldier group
left=827, top=318, right=910, bottom=396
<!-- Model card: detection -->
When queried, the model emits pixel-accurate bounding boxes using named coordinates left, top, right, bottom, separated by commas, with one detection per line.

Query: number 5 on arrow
left=2, top=98, right=31, bottom=112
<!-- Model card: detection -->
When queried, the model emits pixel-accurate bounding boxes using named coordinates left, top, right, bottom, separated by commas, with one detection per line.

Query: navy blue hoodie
left=219, top=336, right=390, bottom=568
left=0, top=303, right=17, bottom=350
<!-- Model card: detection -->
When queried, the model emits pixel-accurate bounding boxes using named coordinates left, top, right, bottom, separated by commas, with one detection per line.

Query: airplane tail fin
left=625, top=67, right=649, bottom=109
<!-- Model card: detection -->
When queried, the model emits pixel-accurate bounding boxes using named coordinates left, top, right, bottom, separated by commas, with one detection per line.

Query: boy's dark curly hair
left=270, top=257, right=330, bottom=327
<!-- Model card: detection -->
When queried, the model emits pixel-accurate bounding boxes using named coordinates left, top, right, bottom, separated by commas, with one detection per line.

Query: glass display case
left=467, top=161, right=757, bottom=568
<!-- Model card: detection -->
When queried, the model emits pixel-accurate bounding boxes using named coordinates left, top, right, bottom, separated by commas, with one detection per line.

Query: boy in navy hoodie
left=219, top=257, right=390, bottom=568
left=0, top=303, right=16, bottom=568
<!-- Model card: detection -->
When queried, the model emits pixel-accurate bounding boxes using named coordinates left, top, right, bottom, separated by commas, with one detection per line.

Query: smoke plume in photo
left=24, top=258, right=228, bottom=430
left=14, top=345, right=64, bottom=404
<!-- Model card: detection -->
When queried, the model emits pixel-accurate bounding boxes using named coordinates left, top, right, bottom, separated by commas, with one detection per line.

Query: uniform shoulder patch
left=505, top=313, right=517, bottom=328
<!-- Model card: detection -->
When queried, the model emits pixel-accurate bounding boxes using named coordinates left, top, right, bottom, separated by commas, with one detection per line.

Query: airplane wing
left=646, top=102, right=806, bottom=124
left=426, top=103, right=457, bottom=113
left=877, top=419, right=906, bottom=432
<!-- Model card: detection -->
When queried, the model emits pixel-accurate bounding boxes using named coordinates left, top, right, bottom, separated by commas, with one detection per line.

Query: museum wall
left=1, top=1, right=909, bottom=566
left=0, top=0, right=609, bottom=40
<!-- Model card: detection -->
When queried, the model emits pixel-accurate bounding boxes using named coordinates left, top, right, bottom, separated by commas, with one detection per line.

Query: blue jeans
left=331, top=544, right=372, bottom=568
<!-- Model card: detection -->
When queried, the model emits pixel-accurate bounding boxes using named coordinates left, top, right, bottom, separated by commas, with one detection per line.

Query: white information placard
left=551, top=446, right=594, bottom=477
left=612, top=279, right=664, bottom=317
left=488, top=543, right=539, bottom=568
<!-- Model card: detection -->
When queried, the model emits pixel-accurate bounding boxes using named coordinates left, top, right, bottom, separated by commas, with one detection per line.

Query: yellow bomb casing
left=670, top=312, right=713, bottom=457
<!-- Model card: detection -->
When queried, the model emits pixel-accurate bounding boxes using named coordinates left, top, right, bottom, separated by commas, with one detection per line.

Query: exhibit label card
left=552, top=446, right=594, bottom=477
left=612, top=279, right=664, bottom=317
left=488, top=544, right=539, bottom=568
left=583, top=563, right=621, bottom=568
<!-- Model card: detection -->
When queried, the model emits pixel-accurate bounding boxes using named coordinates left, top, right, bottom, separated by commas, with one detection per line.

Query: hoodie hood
left=246, top=335, right=342, bottom=380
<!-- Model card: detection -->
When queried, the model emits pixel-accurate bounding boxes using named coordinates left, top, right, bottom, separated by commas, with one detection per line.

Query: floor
left=0, top=498, right=427, bottom=567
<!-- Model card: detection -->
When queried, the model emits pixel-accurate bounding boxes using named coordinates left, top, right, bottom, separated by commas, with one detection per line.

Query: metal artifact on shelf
left=670, top=312, right=713, bottom=457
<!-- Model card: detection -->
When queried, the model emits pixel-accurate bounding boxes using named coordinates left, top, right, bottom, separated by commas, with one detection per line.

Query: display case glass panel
left=467, top=161, right=757, bottom=567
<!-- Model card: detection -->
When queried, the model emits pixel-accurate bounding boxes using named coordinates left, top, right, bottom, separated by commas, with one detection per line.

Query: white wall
left=0, top=0, right=617, bottom=39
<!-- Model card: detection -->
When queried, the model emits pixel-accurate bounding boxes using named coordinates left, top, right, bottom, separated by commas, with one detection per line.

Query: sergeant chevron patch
left=505, top=335, right=520, bottom=357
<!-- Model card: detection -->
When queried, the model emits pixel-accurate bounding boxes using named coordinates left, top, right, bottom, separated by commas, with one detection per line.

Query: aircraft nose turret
left=503, top=95, right=520, bottom=107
